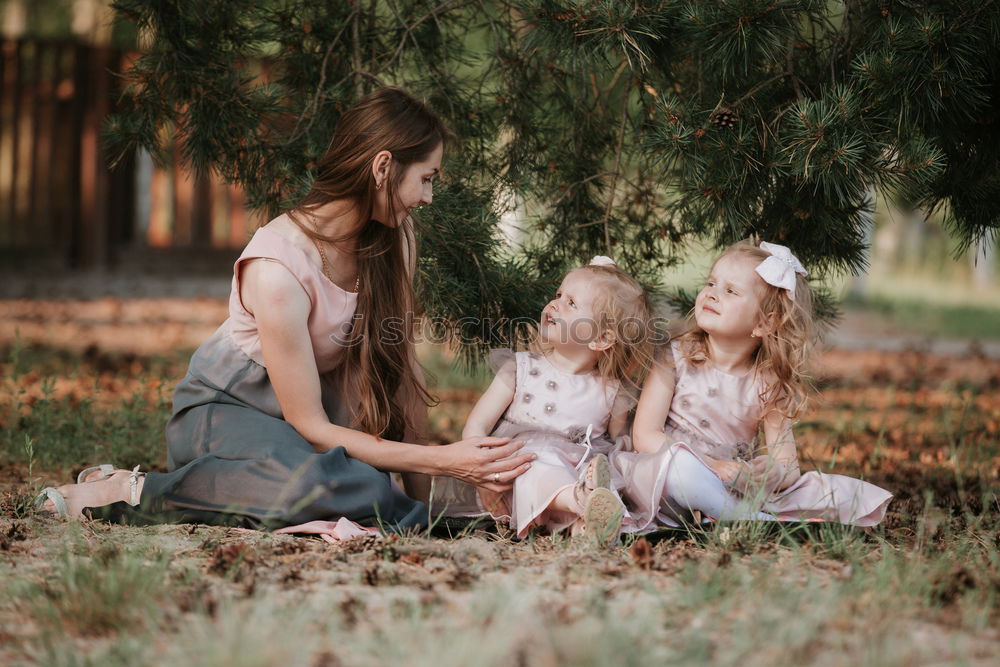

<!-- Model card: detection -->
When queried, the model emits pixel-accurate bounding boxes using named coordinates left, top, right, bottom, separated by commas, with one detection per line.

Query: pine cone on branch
left=711, top=108, right=738, bottom=129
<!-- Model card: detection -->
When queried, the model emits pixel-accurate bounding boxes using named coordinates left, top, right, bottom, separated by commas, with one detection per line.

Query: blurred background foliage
left=2, top=0, right=998, bottom=350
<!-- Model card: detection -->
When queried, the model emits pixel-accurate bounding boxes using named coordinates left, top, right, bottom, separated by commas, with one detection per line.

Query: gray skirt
left=127, top=325, right=427, bottom=531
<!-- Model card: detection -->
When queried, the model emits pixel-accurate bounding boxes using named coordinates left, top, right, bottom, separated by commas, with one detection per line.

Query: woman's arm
left=631, top=360, right=675, bottom=453
left=243, top=259, right=532, bottom=492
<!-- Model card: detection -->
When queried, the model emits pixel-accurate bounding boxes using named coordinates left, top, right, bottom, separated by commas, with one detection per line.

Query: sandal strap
left=77, top=463, right=116, bottom=485
left=35, top=487, right=68, bottom=517
left=128, top=465, right=143, bottom=506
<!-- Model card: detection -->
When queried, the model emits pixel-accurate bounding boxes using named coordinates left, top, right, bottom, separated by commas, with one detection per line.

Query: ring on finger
left=492, top=472, right=500, bottom=483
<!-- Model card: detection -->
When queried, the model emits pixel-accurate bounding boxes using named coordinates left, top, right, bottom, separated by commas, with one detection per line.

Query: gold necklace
left=311, top=235, right=360, bottom=293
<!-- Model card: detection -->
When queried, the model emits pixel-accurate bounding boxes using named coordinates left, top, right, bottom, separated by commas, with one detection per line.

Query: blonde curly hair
left=536, top=262, right=655, bottom=395
left=675, top=239, right=817, bottom=419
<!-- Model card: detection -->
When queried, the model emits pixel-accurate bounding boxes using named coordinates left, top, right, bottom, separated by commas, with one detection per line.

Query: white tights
left=661, top=447, right=776, bottom=521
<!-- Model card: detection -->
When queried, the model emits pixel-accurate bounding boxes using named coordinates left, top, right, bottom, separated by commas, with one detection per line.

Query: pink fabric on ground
left=274, top=518, right=381, bottom=544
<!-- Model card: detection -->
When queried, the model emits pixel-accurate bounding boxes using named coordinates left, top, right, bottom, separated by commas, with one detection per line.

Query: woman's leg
left=49, top=401, right=427, bottom=531
left=154, top=401, right=427, bottom=529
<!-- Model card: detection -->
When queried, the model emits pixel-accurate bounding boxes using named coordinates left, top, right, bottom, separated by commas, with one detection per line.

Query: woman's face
left=372, top=142, right=443, bottom=226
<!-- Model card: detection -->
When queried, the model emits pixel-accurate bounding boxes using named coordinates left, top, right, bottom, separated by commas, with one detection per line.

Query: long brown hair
left=676, top=239, right=817, bottom=419
left=290, top=87, right=452, bottom=440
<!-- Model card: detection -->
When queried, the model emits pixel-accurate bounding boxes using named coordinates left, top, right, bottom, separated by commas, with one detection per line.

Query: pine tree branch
left=386, top=0, right=475, bottom=68
left=352, top=4, right=363, bottom=98
left=285, top=25, right=349, bottom=147
left=602, top=95, right=630, bottom=253
left=731, top=71, right=790, bottom=109
left=605, top=59, right=628, bottom=94
left=786, top=35, right=802, bottom=100
left=551, top=171, right=616, bottom=207
left=368, top=0, right=377, bottom=74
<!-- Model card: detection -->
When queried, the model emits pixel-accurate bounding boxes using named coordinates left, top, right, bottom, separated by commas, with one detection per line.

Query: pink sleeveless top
left=224, top=224, right=358, bottom=374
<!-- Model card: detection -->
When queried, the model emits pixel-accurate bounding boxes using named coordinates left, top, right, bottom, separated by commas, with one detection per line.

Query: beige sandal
left=571, top=455, right=623, bottom=548
left=126, top=465, right=144, bottom=506
left=76, top=463, right=116, bottom=485
left=34, top=487, right=69, bottom=517
left=580, top=454, right=611, bottom=491
left=583, top=488, right=624, bottom=549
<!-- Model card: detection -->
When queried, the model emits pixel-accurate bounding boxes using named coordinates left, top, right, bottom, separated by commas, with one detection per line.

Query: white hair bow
left=589, top=255, right=616, bottom=267
left=755, top=242, right=807, bottom=296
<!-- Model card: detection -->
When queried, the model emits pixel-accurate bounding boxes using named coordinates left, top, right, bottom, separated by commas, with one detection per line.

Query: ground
left=0, top=295, right=998, bottom=665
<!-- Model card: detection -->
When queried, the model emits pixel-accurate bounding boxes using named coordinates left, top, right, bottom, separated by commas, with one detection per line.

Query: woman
left=37, top=87, right=534, bottom=531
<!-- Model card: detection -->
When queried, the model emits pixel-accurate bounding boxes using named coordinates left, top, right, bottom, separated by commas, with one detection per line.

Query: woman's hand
left=434, top=436, right=534, bottom=493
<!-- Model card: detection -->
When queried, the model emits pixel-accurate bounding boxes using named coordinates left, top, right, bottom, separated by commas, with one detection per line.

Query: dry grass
left=1, top=329, right=999, bottom=665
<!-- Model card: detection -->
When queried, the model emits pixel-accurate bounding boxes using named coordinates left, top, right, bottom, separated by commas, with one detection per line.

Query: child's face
left=540, top=270, right=603, bottom=348
left=694, top=253, right=768, bottom=340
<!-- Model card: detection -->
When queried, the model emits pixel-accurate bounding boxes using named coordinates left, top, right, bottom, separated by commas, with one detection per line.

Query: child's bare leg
left=549, top=486, right=580, bottom=515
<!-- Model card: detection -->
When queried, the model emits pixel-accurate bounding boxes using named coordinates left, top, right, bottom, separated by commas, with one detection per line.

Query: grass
left=1, top=341, right=177, bottom=481
left=1, top=342, right=999, bottom=665
left=4, top=519, right=996, bottom=665
left=10, top=538, right=175, bottom=637
left=842, top=293, right=1000, bottom=342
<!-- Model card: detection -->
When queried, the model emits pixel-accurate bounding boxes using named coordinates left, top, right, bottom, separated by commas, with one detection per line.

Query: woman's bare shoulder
left=240, top=250, right=311, bottom=317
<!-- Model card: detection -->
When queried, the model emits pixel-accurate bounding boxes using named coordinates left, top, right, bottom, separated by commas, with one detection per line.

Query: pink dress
left=433, top=350, right=629, bottom=537
left=611, top=341, right=893, bottom=530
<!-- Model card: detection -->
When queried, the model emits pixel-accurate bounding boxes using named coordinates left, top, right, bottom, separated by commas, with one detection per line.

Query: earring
left=376, top=181, right=383, bottom=191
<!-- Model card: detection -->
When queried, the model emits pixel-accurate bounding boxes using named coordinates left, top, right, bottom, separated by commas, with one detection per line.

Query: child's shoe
left=574, top=454, right=623, bottom=548
left=583, top=488, right=624, bottom=549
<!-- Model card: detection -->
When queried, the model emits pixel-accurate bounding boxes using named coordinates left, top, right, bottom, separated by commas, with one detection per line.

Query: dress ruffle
left=492, top=419, right=625, bottom=537
left=612, top=437, right=892, bottom=531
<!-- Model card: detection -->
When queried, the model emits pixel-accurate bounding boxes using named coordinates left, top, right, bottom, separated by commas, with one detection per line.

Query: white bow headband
left=589, top=255, right=616, bottom=267
left=755, top=242, right=807, bottom=296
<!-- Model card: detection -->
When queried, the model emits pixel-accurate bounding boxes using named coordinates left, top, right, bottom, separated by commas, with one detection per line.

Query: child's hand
left=750, top=455, right=796, bottom=494
left=478, top=487, right=511, bottom=518
left=705, top=457, right=745, bottom=484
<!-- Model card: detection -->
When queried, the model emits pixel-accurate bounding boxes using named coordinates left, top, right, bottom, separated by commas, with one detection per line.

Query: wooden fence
left=0, top=38, right=253, bottom=273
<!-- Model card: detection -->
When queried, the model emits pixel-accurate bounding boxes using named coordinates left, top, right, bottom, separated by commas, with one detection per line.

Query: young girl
left=613, top=240, right=892, bottom=530
left=461, top=257, right=652, bottom=546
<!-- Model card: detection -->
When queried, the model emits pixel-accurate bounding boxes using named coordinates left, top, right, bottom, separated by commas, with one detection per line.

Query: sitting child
left=614, top=240, right=892, bottom=529
left=461, top=256, right=652, bottom=546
